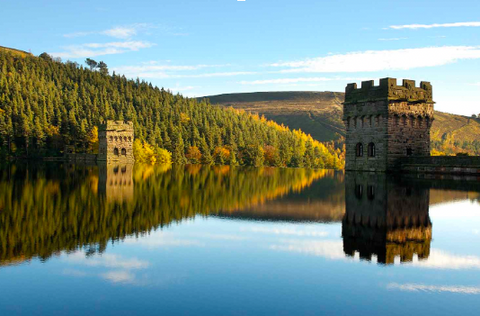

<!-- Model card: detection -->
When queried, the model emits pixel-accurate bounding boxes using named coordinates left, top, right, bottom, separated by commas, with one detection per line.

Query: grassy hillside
left=205, top=91, right=480, bottom=155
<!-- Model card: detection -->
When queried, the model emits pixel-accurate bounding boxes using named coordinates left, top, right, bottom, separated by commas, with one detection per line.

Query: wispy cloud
left=412, top=249, right=480, bottom=270
left=51, top=41, right=155, bottom=59
left=270, top=240, right=347, bottom=260
left=64, top=23, right=154, bottom=39
left=239, top=76, right=367, bottom=85
left=270, top=46, right=480, bottom=73
left=378, top=37, right=408, bottom=41
left=101, top=270, right=136, bottom=283
left=240, top=226, right=329, bottom=237
left=387, top=283, right=480, bottom=294
left=112, top=63, right=256, bottom=79
left=63, top=252, right=149, bottom=270
left=389, top=21, right=480, bottom=30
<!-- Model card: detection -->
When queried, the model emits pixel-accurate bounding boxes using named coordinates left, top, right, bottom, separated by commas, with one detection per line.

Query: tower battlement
left=344, top=78, right=433, bottom=105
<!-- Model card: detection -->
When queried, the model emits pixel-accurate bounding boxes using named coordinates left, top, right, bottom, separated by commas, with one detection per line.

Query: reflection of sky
left=2, top=201, right=480, bottom=315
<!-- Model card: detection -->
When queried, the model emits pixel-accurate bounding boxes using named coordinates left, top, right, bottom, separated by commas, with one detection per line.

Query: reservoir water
left=1, top=163, right=480, bottom=315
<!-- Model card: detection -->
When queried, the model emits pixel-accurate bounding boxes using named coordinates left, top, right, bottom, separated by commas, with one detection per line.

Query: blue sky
left=1, top=0, right=479, bottom=115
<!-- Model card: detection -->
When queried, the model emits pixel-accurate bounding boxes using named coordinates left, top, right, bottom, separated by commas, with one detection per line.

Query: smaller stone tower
left=98, top=120, right=135, bottom=162
left=343, top=78, right=434, bottom=172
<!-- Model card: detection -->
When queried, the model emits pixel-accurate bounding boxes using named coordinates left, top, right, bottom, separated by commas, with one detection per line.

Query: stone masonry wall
left=386, top=101, right=433, bottom=169
left=344, top=100, right=389, bottom=171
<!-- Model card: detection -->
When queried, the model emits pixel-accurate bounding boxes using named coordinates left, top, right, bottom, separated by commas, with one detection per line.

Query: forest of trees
left=0, top=49, right=344, bottom=169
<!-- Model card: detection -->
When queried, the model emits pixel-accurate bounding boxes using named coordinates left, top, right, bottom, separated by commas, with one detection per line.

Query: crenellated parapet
left=344, top=78, right=433, bottom=105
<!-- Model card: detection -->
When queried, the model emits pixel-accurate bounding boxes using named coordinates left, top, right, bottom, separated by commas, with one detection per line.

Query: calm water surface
left=1, top=163, right=480, bottom=315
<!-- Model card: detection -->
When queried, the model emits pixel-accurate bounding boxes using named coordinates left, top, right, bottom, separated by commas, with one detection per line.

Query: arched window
left=128, top=136, right=132, bottom=141
left=114, top=148, right=119, bottom=156
left=124, top=136, right=128, bottom=141
left=114, top=136, right=118, bottom=141
left=356, top=143, right=363, bottom=157
left=121, top=148, right=127, bottom=156
left=368, top=143, right=375, bottom=157
left=110, top=136, right=113, bottom=141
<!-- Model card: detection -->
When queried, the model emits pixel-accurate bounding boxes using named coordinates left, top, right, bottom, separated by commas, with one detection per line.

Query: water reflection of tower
left=98, top=163, right=134, bottom=202
left=342, top=172, right=431, bottom=265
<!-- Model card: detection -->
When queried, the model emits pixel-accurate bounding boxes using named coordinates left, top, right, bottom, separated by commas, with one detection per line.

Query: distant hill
left=203, top=92, right=345, bottom=142
left=204, top=91, right=480, bottom=154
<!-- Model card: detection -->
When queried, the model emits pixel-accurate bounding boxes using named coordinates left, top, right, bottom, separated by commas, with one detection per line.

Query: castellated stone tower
left=343, top=78, right=434, bottom=172
left=98, top=120, right=135, bottom=162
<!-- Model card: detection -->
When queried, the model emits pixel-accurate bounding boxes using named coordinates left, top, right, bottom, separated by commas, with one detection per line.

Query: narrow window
left=356, top=143, right=363, bottom=157
left=114, top=148, right=119, bottom=156
left=121, top=148, right=127, bottom=156
left=367, top=185, right=375, bottom=200
left=355, top=185, right=363, bottom=199
left=368, top=143, right=375, bottom=157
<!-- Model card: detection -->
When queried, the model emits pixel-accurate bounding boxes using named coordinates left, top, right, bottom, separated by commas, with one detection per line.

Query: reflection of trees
left=0, top=163, right=326, bottom=266
left=217, top=170, right=345, bottom=222
left=342, top=172, right=432, bottom=265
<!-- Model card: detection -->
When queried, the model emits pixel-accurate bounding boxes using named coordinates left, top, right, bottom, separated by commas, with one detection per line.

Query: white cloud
left=102, top=26, right=138, bottom=39
left=63, top=252, right=149, bottom=270
left=387, top=283, right=480, bottom=294
left=239, top=76, right=368, bottom=85
left=389, top=21, right=480, bottom=30
left=378, top=37, right=408, bottom=41
left=412, top=249, right=480, bottom=270
left=62, top=268, right=88, bottom=277
left=270, top=46, right=480, bottom=73
left=63, top=31, right=94, bottom=38
left=240, top=77, right=332, bottom=85
left=270, top=240, right=347, bottom=260
left=101, top=270, right=136, bottom=283
left=51, top=41, right=155, bottom=59
left=64, top=23, right=153, bottom=39
left=241, top=226, right=329, bottom=237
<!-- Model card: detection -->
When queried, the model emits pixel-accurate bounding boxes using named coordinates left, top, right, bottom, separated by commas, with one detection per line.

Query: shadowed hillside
left=204, top=91, right=480, bottom=154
